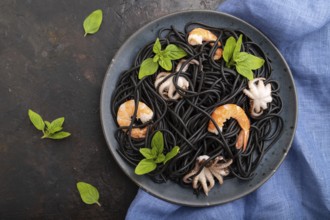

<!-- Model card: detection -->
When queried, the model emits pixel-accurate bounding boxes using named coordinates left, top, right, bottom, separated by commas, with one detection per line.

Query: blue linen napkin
left=126, top=0, right=330, bottom=219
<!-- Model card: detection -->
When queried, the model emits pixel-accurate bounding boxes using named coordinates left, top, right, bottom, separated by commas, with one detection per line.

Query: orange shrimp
left=117, top=100, right=153, bottom=139
left=208, top=104, right=250, bottom=151
left=188, top=28, right=222, bottom=60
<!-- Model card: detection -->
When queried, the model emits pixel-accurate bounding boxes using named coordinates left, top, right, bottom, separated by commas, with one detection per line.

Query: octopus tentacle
left=211, top=172, right=224, bottom=184
left=200, top=173, right=211, bottom=195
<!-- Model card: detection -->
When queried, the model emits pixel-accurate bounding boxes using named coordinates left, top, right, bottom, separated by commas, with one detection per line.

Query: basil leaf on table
left=77, top=182, right=101, bottom=206
left=47, top=126, right=63, bottom=134
left=47, top=117, right=65, bottom=134
left=44, top=121, right=51, bottom=128
left=28, top=109, right=45, bottom=131
left=45, top=131, right=71, bottom=140
left=83, top=9, right=103, bottom=37
left=28, top=109, right=71, bottom=140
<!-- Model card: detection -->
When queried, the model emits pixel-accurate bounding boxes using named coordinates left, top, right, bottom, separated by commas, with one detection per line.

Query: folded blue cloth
left=126, top=0, right=330, bottom=219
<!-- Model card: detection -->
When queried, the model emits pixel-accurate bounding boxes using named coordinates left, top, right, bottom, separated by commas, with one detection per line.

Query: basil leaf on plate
left=153, top=38, right=162, bottom=54
left=235, top=63, right=254, bottom=80
left=235, top=52, right=265, bottom=70
left=140, top=148, right=156, bottom=159
left=151, top=131, right=164, bottom=156
left=164, top=44, right=187, bottom=60
left=223, top=36, right=236, bottom=64
left=159, top=57, right=172, bottom=71
left=138, top=58, right=159, bottom=79
left=154, top=153, right=165, bottom=163
left=135, top=159, right=157, bottom=175
left=164, top=146, right=180, bottom=164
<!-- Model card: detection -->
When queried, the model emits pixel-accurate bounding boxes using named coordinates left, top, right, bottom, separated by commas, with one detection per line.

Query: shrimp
left=117, top=100, right=153, bottom=139
left=188, top=28, right=222, bottom=60
left=208, top=104, right=250, bottom=151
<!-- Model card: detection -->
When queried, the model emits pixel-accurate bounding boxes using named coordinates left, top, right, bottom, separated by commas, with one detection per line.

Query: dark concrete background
left=0, top=0, right=221, bottom=219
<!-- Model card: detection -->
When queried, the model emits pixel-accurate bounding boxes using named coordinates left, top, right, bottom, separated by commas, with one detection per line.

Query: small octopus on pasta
left=154, top=59, right=199, bottom=100
left=183, top=155, right=233, bottom=196
left=243, top=78, right=273, bottom=118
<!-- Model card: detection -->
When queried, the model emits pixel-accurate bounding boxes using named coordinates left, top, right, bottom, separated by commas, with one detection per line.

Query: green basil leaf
left=159, top=50, right=168, bottom=58
left=135, top=159, right=157, bottom=175
left=164, top=44, right=187, bottom=60
left=223, top=36, right=236, bottom=63
left=50, top=117, right=65, bottom=128
left=45, top=121, right=51, bottom=129
left=155, top=153, right=165, bottom=163
left=153, top=38, right=162, bottom=54
left=48, top=117, right=65, bottom=134
left=77, top=182, right=101, bottom=206
left=28, top=109, right=45, bottom=131
left=83, top=9, right=103, bottom=37
left=236, top=63, right=254, bottom=80
left=151, top=131, right=164, bottom=156
left=164, top=146, right=180, bottom=164
left=153, top=54, right=160, bottom=62
left=45, top=131, right=71, bottom=140
left=226, top=59, right=236, bottom=68
left=48, top=126, right=63, bottom=134
left=158, top=57, right=172, bottom=71
left=139, top=148, right=155, bottom=159
left=151, top=146, right=158, bottom=158
left=235, top=52, right=265, bottom=70
left=138, top=58, right=159, bottom=79
left=233, top=34, right=243, bottom=59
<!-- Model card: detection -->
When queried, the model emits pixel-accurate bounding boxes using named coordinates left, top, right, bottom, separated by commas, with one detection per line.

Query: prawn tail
left=236, top=129, right=249, bottom=152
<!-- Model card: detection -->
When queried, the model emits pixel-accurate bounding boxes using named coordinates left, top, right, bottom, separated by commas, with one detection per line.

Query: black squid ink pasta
left=110, top=22, right=283, bottom=194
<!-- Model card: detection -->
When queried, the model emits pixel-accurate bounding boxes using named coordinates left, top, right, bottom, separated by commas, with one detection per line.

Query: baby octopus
left=154, top=59, right=199, bottom=100
left=183, top=155, right=233, bottom=196
left=243, top=78, right=273, bottom=118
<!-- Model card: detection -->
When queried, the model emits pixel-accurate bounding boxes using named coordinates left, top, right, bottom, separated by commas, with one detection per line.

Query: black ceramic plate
left=100, top=10, right=297, bottom=206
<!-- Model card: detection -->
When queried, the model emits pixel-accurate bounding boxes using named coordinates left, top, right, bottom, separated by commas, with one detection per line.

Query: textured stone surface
left=0, top=0, right=221, bottom=219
